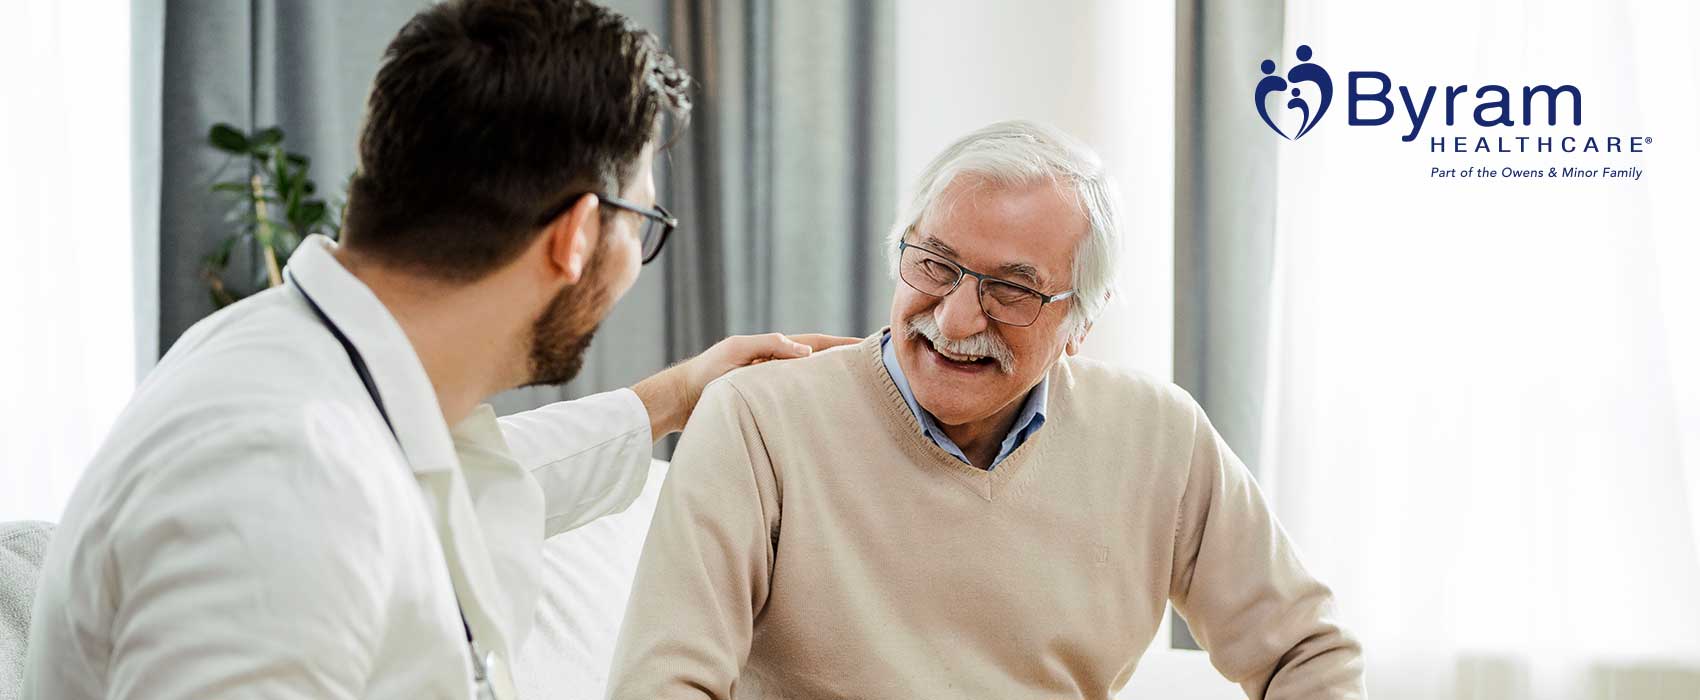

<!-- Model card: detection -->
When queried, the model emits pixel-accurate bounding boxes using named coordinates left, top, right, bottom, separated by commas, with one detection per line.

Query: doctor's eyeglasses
left=537, top=192, right=678, bottom=265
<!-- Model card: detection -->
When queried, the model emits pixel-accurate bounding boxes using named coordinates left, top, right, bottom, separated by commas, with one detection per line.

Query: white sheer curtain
left=0, top=1, right=136, bottom=522
left=1265, top=1, right=1700, bottom=698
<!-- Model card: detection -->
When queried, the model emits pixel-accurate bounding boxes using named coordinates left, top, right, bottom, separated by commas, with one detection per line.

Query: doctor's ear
left=543, top=194, right=601, bottom=284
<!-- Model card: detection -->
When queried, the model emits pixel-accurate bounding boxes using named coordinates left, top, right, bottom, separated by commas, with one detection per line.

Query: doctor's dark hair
left=340, top=0, right=691, bottom=281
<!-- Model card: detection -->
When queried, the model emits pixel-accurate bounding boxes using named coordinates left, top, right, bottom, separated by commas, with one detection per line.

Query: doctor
left=23, top=0, right=846, bottom=697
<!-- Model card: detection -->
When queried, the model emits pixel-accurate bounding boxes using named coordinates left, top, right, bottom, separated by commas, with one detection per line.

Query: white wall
left=0, top=1, right=135, bottom=522
left=894, top=0, right=1175, bottom=380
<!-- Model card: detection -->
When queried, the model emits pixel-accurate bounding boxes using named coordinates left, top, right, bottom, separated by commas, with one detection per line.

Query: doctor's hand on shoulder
left=632, top=333, right=858, bottom=440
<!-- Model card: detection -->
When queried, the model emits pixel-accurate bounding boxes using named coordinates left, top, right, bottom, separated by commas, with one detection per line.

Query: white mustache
left=905, top=314, right=1016, bottom=374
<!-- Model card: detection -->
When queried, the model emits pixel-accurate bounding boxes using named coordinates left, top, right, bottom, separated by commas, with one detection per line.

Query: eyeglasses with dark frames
left=896, top=236, right=1075, bottom=327
left=537, top=192, right=678, bottom=265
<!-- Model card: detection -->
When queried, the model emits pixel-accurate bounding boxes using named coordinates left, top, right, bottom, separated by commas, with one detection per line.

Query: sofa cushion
left=2, top=520, right=53, bottom=700
left=514, top=459, right=668, bottom=700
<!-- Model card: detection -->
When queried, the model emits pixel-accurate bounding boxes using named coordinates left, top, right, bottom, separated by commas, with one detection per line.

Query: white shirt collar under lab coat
left=285, top=234, right=460, bottom=476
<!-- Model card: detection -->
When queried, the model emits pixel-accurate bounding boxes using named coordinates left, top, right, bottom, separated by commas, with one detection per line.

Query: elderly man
left=607, top=121, right=1365, bottom=699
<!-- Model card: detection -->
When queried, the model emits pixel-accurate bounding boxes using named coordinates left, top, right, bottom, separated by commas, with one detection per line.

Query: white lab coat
left=22, top=236, right=653, bottom=699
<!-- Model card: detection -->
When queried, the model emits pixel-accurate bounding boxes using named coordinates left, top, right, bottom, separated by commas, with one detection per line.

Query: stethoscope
left=289, top=271, right=513, bottom=700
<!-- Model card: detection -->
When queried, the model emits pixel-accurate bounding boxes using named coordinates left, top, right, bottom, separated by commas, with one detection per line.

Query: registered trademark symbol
left=1644, top=137, right=1654, bottom=145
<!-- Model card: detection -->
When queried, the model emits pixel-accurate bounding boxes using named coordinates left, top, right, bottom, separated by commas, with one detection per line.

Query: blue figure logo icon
left=1255, top=45, right=1333, bottom=140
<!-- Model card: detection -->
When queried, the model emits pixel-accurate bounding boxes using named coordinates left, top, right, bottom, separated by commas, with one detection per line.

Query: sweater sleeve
left=1168, top=396, right=1367, bottom=699
left=606, top=379, right=780, bottom=699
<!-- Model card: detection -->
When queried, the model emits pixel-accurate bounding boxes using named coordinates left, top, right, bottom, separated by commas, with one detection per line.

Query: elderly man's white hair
left=886, top=120, right=1122, bottom=336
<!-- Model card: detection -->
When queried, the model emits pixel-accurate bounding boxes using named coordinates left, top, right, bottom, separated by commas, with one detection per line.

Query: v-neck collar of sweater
left=852, top=330, right=1062, bottom=501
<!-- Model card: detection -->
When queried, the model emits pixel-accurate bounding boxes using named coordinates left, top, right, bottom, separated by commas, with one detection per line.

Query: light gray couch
left=1, top=520, right=51, bottom=700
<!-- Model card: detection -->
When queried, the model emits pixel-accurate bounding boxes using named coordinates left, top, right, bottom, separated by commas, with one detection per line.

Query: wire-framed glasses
left=896, top=238, right=1074, bottom=327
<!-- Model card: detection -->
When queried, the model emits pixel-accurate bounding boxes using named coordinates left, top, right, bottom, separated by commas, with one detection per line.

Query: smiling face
left=889, top=175, right=1089, bottom=430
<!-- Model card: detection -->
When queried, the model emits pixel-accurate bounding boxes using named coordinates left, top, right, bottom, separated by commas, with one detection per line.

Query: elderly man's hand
left=632, top=333, right=859, bottom=440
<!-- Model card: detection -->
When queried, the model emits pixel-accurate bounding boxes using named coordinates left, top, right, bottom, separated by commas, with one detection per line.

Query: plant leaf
left=209, top=123, right=249, bottom=153
left=285, top=200, right=306, bottom=231
left=250, top=126, right=285, bottom=150
left=301, top=200, right=327, bottom=226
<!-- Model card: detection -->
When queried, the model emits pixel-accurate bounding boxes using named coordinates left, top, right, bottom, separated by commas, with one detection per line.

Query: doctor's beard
left=523, top=241, right=616, bottom=388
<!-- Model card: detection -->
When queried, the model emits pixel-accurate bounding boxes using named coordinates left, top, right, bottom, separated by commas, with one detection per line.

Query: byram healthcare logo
left=1255, top=45, right=1332, bottom=140
left=1250, top=43, right=1650, bottom=163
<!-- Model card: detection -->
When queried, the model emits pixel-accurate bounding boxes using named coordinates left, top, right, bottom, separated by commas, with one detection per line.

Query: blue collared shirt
left=880, top=331, right=1047, bottom=469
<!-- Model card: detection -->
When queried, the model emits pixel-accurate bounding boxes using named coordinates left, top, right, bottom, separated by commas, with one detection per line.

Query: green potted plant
left=203, top=123, right=344, bottom=307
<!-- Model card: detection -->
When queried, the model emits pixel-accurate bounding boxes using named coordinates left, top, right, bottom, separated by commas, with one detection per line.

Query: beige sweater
left=609, top=334, right=1364, bottom=699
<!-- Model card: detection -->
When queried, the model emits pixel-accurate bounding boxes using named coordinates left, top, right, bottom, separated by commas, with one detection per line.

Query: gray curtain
left=1172, top=0, right=1285, bottom=648
left=490, top=0, right=897, bottom=415
left=665, top=0, right=896, bottom=345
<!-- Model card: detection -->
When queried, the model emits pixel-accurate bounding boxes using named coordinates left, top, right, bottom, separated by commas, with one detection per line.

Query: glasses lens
left=979, top=279, right=1044, bottom=326
left=639, top=213, right=674, bottom=264
left=639, top=219, right=662, bottom=259
left=900, top=246, right=960, bottom=296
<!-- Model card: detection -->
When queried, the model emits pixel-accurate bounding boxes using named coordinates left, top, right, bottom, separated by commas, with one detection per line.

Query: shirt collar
left=998, top=370, right=1048, bottom=457
left=286, top=235, right=461, bottom=475
left=880, top=330, right=1048, bottom=467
